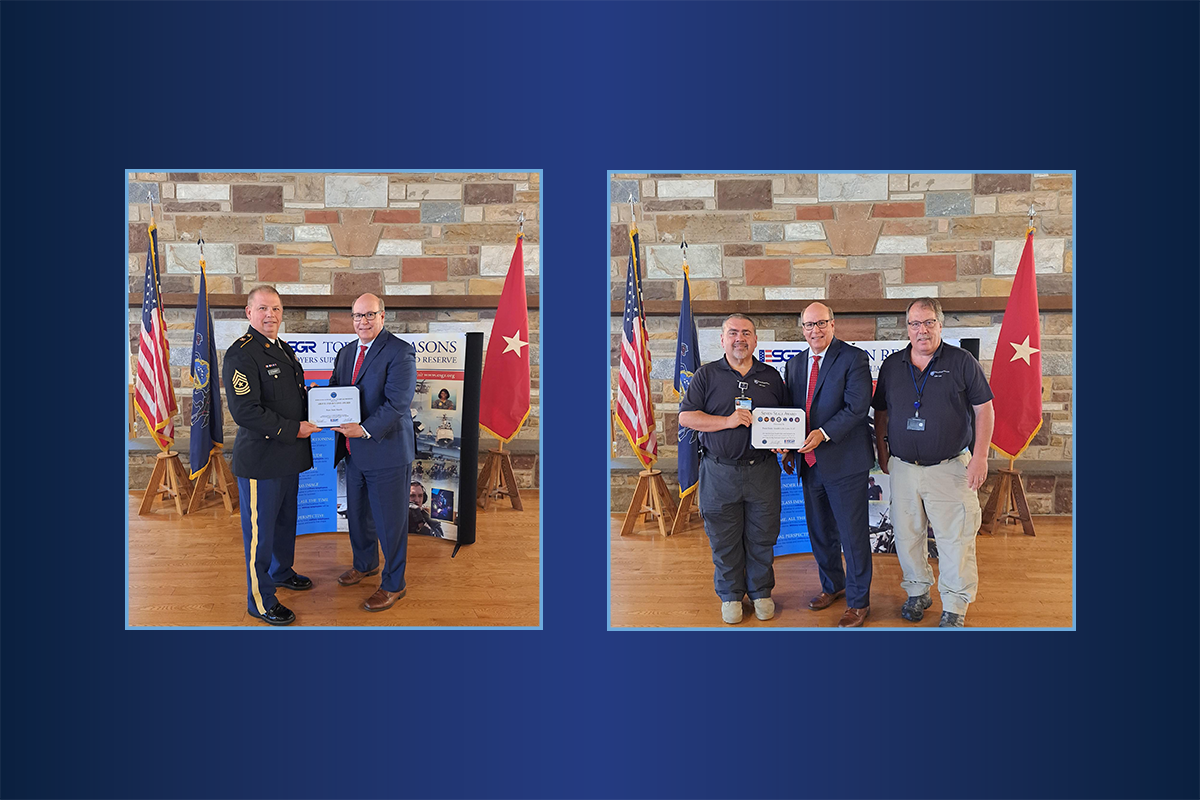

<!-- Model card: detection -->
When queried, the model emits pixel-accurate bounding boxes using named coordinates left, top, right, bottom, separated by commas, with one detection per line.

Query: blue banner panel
left=774, top=453, right=810, bottom=555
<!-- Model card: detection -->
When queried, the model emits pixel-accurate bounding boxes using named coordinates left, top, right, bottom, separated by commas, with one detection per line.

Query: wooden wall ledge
left=131, top=293, right=539, bottom=310
left=612, top=297, right=1071, bottom=315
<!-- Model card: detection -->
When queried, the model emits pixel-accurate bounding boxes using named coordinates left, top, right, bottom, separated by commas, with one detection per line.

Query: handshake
left=296, top=420, right=366, bottom=439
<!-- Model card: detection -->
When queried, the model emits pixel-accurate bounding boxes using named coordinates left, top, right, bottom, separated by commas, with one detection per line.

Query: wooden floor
left=611, top=514, right=1073, bottom=629
left=129, top=492, right=540, bottom=627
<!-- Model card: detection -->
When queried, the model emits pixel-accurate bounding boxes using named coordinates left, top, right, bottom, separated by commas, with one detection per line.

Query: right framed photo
left=609, top=171, right=1074, bottom=630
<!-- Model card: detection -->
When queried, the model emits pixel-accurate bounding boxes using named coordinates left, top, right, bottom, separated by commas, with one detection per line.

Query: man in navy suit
left=783, top=303, right=876, bottom=627
left=327, top=293, right=417, bottom=612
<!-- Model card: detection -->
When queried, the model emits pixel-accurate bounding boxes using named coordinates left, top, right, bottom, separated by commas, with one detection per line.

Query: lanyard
left=907, top=356, right=937, bottom=417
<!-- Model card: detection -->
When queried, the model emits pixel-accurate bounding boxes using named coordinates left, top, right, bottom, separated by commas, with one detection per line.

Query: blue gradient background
left=2, top=2, right=1197, bottom=798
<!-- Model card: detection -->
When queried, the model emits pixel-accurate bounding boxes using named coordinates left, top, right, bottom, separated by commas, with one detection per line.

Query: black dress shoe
left=253, top=602, right=295, bottom=626
left=275, top=574, right=313, bottom=591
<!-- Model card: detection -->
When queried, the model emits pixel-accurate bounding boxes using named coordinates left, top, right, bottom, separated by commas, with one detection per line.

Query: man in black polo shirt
left=679, top=314, right=789, bottom=624
left=872, top=298, right=994, bottom=628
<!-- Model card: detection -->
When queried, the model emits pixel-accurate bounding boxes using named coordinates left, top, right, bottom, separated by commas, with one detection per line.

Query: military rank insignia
left=232, top=370, right=251, bottom=396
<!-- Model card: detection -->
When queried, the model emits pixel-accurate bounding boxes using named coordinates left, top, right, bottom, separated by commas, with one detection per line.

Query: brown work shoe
left=363, top=588, right=406, bottom=612
left=838, top=606, right=870, bottom=628
left=337, top=566, right=380, bottom=587
left=808, top=589, right=846, bottom=610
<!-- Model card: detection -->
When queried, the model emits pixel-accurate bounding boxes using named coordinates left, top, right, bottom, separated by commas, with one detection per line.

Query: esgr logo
left=291, top=341, right=317, bottom=353
left=757, top=348, right=801, bottom=365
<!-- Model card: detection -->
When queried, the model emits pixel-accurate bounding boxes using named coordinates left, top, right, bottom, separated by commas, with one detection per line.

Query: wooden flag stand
left=139, top=451, right=192, bottom=516
left=620, top=469, right=677, bottom=537
left=477, top=440, right=523, bottom=511
left=670, top=490, right=701, bottom=535
left=980, top=458, right=1036, bottom=536
left=187, top=449, right=239, bottom=514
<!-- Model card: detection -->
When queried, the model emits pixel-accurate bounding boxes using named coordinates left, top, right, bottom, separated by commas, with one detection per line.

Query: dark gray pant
left=697, top=456, right=782, bottom=601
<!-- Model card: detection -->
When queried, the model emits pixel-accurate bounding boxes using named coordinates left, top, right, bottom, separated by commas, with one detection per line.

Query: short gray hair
left=246, top=285, right=280, bottom=307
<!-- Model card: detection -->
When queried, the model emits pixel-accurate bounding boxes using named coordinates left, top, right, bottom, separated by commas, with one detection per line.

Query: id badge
left=735, top=380, right=751, bottom=411
left=906, top=417, right=926, bottom=431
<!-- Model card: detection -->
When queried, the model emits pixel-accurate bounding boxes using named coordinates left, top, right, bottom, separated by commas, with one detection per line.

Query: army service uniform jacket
left=222, top=327, right=314, bottom=479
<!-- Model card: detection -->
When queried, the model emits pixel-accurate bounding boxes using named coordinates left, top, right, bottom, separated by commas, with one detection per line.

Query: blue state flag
left=674, top=264, right=701, bottom=499
left=188, top=259, right=224, bottom=479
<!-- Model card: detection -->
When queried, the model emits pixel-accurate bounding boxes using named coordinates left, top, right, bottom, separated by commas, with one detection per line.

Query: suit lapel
left=811, top=338, right=840, bottom=401
left=355, top=330, right=390, bottom=384
left=796, top=348, right=812, bottom=400
left=339, top=343, right=355, bottom=385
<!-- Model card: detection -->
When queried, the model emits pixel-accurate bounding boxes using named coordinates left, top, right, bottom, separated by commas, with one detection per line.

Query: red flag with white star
left=990, top=229, right=1043, bottom=458
left=479, top=234, right=531, bottom=442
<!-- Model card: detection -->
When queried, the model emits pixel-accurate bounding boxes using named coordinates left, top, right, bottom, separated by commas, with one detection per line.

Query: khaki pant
left=887, top=453, right=981, bottom=614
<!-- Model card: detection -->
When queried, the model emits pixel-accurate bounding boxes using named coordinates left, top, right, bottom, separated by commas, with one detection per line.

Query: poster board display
left=755, top=338, right=956, bottom=557
left=281, top=332, right=481, bottom=545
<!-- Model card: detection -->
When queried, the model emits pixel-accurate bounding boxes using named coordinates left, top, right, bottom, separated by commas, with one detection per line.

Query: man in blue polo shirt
left=679, top=314, right=789, bottom=625
left=872, top=298, right=994, bottom=628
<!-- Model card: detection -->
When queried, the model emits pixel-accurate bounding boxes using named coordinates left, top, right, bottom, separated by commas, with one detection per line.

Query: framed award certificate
left=750, top=407, right=805, bottom=449
left=308, top=386, right=361, bottom=427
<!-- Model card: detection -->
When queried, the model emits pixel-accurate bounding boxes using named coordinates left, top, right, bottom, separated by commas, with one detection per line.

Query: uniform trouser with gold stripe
left=887, top=453, right=981, bottom=615
left=237, top=475, right=300, bottom=616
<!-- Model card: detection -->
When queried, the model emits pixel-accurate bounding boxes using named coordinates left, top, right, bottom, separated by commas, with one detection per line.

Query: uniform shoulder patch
left=239, top=335, right=253, bottom=347
left=232, top=370, right=251, bottom=396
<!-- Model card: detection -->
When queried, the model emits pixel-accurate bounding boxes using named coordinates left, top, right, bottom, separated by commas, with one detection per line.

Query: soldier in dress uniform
left=222, top=286, right=321, bottom=626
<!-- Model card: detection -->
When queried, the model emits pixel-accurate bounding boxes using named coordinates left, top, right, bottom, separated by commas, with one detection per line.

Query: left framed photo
left=126, top=170, right=541, bottom=628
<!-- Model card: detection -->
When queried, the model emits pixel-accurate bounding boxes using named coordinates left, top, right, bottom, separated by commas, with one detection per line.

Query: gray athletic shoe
left=900, top=592, right=933, bottom=622
left=753, top=597, right=775, bottom=621
left=939, top=611, right=965, bottom=628
left=721, top=600, right=743, bottom=624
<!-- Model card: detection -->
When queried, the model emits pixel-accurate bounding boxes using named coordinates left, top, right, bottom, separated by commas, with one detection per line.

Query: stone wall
left=610, top=172, right=1073, bottom=514
left=128, top=171, right=540, bottom=489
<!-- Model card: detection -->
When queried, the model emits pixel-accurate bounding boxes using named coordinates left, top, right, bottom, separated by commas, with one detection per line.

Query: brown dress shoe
left=363, top=588, right=406, bottom=612
left=337, top=566, right=380, bottom=587
left=838, top=606, right=870, bottom=628
left=808, top=589, right=846, bottom=610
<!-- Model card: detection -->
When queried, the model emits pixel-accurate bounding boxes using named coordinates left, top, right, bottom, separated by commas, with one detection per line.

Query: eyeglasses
left=351, top=311, right=382, bottom=322
left=906, top=319, right=940, bottom=331
left=801, top=319, right=831, bottom=331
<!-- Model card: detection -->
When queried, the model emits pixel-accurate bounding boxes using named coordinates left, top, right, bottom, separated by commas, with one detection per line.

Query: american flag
left=614, top=224, right=657, bottom=466
left=134, top=218, right=178, bottom=450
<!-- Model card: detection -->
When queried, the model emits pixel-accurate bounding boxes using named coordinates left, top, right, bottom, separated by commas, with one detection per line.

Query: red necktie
left=351, top=344, right=366, bottom=383
left=804, top=355, right=819, bottom=466
left=347, top=345, right=366, bottom=453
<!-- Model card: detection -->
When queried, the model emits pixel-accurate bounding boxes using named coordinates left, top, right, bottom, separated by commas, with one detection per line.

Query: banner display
left=280, top=332, right=478, bottom=544
left=757, top=338, right=956, bottom=558
left=756, top=342, right=814, bottom=556
left=281, top=333, right=353, bottom=535
left=407, top=334, right=469, bottom=542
